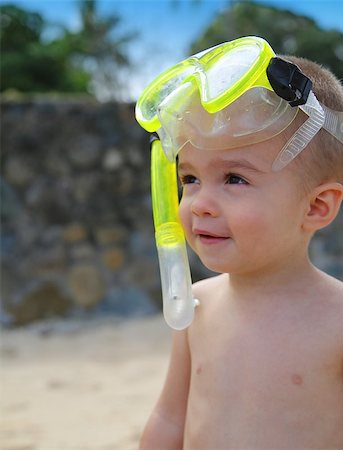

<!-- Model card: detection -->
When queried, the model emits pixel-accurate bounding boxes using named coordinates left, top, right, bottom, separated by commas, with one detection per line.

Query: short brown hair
left=279, top=55, right=343, bottom=185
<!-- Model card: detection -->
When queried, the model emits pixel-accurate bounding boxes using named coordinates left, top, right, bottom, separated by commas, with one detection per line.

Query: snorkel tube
left=150, top=136, right=194, bottom=330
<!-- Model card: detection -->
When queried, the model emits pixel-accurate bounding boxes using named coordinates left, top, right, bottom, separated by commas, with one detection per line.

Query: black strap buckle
left=266, top=57, right=312, bottom=107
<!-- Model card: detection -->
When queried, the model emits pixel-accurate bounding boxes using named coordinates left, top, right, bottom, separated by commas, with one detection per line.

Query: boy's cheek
left=178, top=201, right=190, bottom=230
left=178, top=201, right=196, bottom=242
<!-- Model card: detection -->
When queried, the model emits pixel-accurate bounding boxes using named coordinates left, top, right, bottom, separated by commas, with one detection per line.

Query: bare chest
left=190, top=328, right=342, bottom=406
left=184, top=311, right=343, bottom=449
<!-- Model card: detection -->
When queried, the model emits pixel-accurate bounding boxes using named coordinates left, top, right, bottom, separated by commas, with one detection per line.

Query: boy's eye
left=179, top=174, right=199, bottom=185
left=226, top=173, right=248, bottom=185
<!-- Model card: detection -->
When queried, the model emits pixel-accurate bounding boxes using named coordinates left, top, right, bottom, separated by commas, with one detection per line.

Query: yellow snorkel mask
left=135, top=36, right=343, bottom=330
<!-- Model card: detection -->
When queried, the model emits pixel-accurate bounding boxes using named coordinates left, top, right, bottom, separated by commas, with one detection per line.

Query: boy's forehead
left=177, top=139, right=284, bottom=171
left=178, top=154, right=265, bottom=175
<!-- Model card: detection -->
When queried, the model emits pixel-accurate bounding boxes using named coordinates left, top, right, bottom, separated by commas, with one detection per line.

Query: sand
left=0, top=315, right=171, bottom=450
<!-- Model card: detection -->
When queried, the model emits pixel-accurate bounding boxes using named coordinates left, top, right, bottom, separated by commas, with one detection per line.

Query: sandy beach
left=0, top=314, right=171, bottom=450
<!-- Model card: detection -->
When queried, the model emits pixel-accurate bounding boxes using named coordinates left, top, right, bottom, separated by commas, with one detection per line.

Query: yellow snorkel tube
left=150, top=136, right=194, bottom=330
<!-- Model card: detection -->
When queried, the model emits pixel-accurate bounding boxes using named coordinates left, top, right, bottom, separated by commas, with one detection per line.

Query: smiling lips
left=193, top=228, right=230, bottom=245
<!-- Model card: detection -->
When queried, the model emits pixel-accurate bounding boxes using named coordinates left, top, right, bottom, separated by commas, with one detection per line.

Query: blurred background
left=1, top=1, right=343, bottom=449
left=1, top=0, right=343, bottom=326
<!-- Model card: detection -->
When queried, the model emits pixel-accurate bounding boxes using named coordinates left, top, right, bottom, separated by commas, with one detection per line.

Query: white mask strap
left=321, top=105, right=343, bottom=143
left=272, top=91, right=325, bottom=171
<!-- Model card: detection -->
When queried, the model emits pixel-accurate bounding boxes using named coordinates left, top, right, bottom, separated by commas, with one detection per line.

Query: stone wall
left=1, top=97, right=342, bottom=326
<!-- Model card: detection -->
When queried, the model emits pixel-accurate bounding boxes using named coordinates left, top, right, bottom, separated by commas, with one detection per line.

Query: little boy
left=138, top=42, right=343, bottom=449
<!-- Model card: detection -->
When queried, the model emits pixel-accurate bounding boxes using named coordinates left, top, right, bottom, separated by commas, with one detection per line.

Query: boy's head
left=135, top=36, right=343, bottom=328
left=278, top=55, right=343, bottom=188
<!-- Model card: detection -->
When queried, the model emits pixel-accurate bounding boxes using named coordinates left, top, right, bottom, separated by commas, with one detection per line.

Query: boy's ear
left=302, top=182, right=343, bottom=232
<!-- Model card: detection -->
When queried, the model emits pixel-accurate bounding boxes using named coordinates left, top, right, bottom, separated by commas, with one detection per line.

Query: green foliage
left=190, top=1, right=343, bottom=79
left=0, top=4, right=43, bottom=51
left=1, top=47, right=88, bottom=93
left=0, top=1, right=137, bottom=97
left=0, top=3, right=90, bottom=93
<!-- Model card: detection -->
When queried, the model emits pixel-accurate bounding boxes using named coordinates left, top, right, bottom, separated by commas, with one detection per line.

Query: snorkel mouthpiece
left=151, top=138, right=194, bottom=330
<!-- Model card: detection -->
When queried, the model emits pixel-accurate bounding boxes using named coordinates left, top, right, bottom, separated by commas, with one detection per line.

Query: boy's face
left=178, top=137, right=311, bottom=276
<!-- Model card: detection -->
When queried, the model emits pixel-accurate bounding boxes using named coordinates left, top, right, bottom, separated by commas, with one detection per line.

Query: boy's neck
left=226, top=254, right=322, bottom=308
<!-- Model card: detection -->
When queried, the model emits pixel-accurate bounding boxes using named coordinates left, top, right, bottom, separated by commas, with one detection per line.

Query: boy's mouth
left=193, top=228, right=230, bottom=245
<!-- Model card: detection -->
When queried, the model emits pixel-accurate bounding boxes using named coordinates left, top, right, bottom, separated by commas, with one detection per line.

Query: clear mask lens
left=157, top=81, right=298, bottom=160
left=140, top=64, right=195, bottom=124
left=203, top=44, right=260, bottom=100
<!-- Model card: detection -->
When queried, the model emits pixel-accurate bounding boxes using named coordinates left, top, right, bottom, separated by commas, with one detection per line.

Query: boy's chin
left=198, top=257, right=234, bottom=275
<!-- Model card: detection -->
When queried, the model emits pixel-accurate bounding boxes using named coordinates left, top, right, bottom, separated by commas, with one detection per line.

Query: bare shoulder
left=316, top=271, right=343, bottom=338
left=191, top=274, right=230, bottom=321
left=318, top=271, right=343, bottom=302
left=192, top=273, right=228, bottom=301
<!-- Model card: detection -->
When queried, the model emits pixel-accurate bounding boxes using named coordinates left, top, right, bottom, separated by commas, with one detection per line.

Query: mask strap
left=321, top=105, right=343, bottom=144
left=272, top=91, right=325, bottom=171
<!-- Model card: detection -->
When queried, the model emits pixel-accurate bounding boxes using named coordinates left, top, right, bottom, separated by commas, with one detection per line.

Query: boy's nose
left=191, top=190, right=219, bottom=217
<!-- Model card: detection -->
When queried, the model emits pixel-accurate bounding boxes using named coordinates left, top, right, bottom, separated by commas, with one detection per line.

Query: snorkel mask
left=135, top=36, right=343, bottom=330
